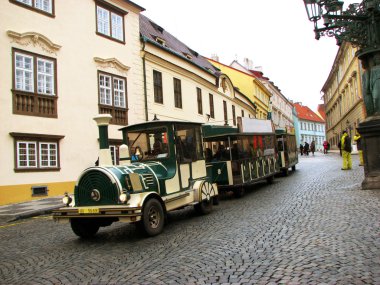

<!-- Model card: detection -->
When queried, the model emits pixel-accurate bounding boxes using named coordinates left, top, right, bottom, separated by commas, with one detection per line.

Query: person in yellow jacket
left=354, top=129, right=364, bottom=166
left=341, top=130, right=352, bottom=170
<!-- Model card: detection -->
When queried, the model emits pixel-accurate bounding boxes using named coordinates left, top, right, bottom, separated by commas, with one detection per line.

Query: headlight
left=119, top=192, right=130, bottom=203
left=62, top=193, right=72, bottom=206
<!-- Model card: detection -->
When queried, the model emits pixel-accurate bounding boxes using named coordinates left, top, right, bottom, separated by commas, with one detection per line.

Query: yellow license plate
left=78, top=208, right=99, bottom=214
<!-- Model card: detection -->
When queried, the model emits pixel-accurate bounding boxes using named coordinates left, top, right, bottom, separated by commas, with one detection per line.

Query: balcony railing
left=99, top=105, right=128, bottom=125
left=13, top=90, right=57, bottom=118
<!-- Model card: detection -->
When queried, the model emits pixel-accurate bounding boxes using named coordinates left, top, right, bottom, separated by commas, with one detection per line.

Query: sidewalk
left=0, top=196, right=63, bottom=224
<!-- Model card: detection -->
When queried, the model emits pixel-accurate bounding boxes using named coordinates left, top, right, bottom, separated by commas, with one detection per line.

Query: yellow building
left=321, top=42, right=366, bottom=149
left=0, top=0, right=144, bottom=205
left=208, top=59, right=272, bottom=119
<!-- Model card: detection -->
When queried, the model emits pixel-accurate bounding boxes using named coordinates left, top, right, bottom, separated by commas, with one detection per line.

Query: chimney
left=93, top=114, right=113, bottom=166
left=211, top=54, right=219, bottom=62
left=243, top=58, right=253, bottom=70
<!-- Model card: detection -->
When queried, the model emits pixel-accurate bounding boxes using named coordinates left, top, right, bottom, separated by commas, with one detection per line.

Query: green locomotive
left=53, top=115, right=218, bottom=238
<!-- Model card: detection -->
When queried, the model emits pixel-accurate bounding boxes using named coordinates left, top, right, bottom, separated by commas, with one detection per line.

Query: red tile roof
left=294, top=103, right=325, bottom=123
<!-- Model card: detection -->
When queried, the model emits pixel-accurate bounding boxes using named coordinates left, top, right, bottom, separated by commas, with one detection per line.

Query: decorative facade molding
left=93, top=57, right=130, bottom=74
left=7, top=30, right=61, bottom=54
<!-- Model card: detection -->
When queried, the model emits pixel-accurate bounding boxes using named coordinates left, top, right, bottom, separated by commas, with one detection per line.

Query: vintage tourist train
left=52, top=115, right=298, bottom=238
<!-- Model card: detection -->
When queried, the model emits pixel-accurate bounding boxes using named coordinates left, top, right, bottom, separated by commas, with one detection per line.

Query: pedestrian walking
left=341, top=130, right=352, bottom=170
left=337, top=140, right=342, bottom=156
left=310, top=140, right=316, bottom=156
left=354, top=129, right=364, bottom=166
left=299, top=143, right=304, bottom=156
left=323, top=140, right=328, bottom=154
left=304, top=142, right=309, bottom=156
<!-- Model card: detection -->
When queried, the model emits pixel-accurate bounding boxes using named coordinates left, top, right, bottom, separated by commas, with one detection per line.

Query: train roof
left=202, top=124, right=275, bottom=141
left=119, top=120, right=203, bottom=132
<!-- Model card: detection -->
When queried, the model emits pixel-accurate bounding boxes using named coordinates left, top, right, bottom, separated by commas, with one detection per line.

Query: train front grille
left=75, top=170, right=119, bottom=206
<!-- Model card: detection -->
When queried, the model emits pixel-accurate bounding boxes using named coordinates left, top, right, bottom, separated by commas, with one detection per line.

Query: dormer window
left=155, top=36, right=166, bottom=46
left=183, top=53, right=192, bottom=60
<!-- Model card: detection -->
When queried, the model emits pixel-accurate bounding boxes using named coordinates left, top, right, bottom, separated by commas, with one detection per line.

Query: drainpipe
left=93, top=114, right=113, bottom=166
left=142, top=39, right=148, bottom=121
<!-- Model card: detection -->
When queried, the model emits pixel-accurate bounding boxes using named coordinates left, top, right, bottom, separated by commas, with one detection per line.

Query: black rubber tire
left=282, top=168, right=289, bottom=176
left=194, top=198, right=213, bottom=215
left=234, top=187, right=245, bottom=198
left=141, top=198, right=164, bottom=237
left=292, top=165, right=296, bottom=171
left=267, top=175, right=274, bottom=184
left=70, top=219, right=100, bottom=239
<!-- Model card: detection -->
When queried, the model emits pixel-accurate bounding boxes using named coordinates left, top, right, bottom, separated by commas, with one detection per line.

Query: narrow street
left=0, top=152, right=379, bottom=285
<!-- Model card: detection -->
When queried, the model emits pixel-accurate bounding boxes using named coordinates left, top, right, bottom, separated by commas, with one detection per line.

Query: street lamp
left=303, top=0, right=380, bottom=190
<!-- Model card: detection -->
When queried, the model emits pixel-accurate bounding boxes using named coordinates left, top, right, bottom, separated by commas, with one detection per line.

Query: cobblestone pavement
left=0, top=153, right=379, bottom=285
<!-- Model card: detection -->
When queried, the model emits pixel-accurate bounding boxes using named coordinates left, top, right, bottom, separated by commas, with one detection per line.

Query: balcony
left=99, top=105, right=128, bottom=125
left=13, top=90, right=57, bottom=118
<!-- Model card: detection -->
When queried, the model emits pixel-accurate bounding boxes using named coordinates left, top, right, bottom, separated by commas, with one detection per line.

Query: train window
left=175, top=124, right=204, bottom=163
left=127, top=127, right=169, bottom=160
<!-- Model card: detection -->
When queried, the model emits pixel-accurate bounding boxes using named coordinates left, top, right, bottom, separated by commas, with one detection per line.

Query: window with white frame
left=98, top=72, right=128, bottom=125
left=15, top=51, right=55, bottom=95
left=12, top=0, right=54, bottom=15
left=11, top=133, right=63, bottom=171
left=96, top=2, right=126, bottom=42
left=99, top=73, right=126, bottom=107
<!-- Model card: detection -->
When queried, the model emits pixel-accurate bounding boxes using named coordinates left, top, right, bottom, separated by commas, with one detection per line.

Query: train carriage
left=52, top=115, right=218, bottom=238
left=275, top=129, right=298, bottom=176
left=202, top=118, right=279, bottom=198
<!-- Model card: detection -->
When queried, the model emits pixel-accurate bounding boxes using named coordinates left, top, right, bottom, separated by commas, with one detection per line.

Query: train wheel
left=266, top=175, right=274, bottom=184
left=70, top=219, right=100, bottom=239
left=292, top=165, right=296, bottom=171
left=194, top=181, right=215, bottom=215
left=141, top=198, right=164, bottom=236
left=282, top=168, right=289, bottom=176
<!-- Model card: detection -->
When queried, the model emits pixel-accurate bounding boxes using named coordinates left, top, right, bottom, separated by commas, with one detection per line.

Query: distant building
left=212, top=59, right=271, bottom=120
left=230, top=59, right=294, bottom=131
left=294, top=103, right=326, bottom=151
left=321, top=42, right=366, bottom=149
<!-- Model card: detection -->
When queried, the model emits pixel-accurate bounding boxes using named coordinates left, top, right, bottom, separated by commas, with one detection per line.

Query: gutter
left=141, top=38, right=148, bottom=121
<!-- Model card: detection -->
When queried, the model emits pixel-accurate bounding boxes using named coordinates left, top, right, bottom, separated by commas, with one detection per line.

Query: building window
left=173, top=78, right=182, bottom=108
left=223, top=100, right=228, bottom=124
left=98, top=72, right=127, bottom=125
left=153, top=70, right=163, bottom=104
left=10, top=133, right=64, bottom=172
left=232, top=105, right=236, bottom=126
left=197, top=87, right=203, bottom=115
left=209, top=93, right=215, bottom=118
left=96, top=1, right=126, bottom=42
left=241, top=110, right=245, bottom=118
left=11, top=0, right=54, bottom=16
left=12, top=49, right=57, bottom=118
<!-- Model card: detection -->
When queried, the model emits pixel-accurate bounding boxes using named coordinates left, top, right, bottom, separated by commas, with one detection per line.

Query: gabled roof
left=139, top=14, right=219, bottom=76
left=294, top=103, right=325, bottom=123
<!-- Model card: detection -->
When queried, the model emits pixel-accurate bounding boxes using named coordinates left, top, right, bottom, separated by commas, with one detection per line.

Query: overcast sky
left=135, top=0, right=357, bottom=112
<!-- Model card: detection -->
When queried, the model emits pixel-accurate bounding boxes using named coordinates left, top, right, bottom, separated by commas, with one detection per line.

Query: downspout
left=142, top=38, right=148, bottom=122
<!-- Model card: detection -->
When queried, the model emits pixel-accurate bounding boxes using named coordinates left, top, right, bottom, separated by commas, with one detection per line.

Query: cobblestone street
left=0, top=152, right=379, bottom=285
